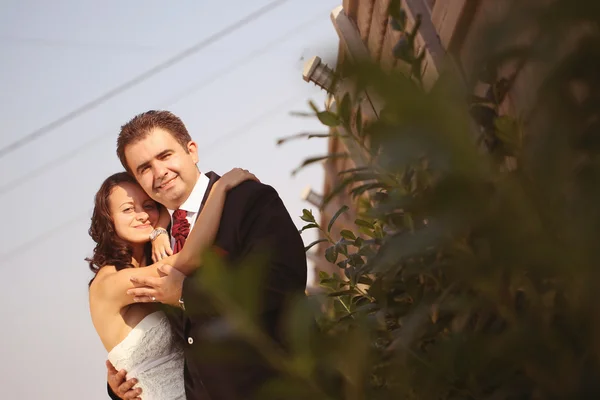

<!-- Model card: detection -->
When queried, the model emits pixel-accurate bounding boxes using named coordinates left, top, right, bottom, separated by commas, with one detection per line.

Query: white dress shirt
left=167, top=172, right=210, bottom=248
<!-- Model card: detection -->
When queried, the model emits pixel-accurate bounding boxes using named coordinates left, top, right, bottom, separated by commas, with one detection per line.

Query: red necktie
left=172, top=209, right=190, bottom=254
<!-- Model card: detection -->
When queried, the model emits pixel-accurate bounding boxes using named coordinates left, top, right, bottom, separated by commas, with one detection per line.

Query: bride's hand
left=151, top=232, right=173, bottom=263
left=216, top=168, right=259, bottom=192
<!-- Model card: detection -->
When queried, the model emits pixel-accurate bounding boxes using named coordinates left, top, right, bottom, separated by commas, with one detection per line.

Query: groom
left=106, top=110, right=307, bottom=399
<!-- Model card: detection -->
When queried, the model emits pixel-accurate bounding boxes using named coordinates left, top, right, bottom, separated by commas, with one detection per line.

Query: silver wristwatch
left=149, top=228, right=168, bottom=242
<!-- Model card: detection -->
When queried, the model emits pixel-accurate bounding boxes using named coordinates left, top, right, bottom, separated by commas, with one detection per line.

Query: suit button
left=188, top=337, right=194, bottom=345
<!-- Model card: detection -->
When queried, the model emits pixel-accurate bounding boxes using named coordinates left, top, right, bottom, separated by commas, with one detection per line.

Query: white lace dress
left=108, top=311, right=185, bottom=400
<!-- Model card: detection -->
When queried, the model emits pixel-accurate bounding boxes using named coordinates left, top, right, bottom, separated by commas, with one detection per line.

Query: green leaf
left=328, top=205, right=350, bottom=233
left=355, top=105, right=363, bottom=136
left=354, top=302, right=379, bottom=314
left=351, top=294, right=368, bottom=304
left=354, top=237, right=364, bottom=248
left=318, top=270, right=329, bottom=280
left=346, top=265, right=359, bottom=287
left=393, top=35, right=413, bottom=63
left=340, top=230, right=357, bottom=240
left=300, top=209, right=315, bottom=223
left=321, top=277, right=348, bottom=287
left=411, top=49, right=425, bottom=80
left=350, top=182, right=389, bottom=198
left=322, top=175, right=355, bottom=206
left=338, top=166, right=371, bottom=175
left=335, top=240, right=349, bottom=257
left=308, top=100, right=320, bottom=113
left=339, top=93, right=352, bottom=124
left=347, top=253, right=365, bottom=267
left=355, top=219, right=375, bottom=229
left=409, top=14, right=422, bottom=40
left=292, top=153, right=348, bottom=176
left=374, top=222, right=385, bottom=239
left=358, top=226, right=376, bottom=238
left=403, top=212, right=415, bottom=232
left=304, top=238, right=328, bottom=252
left=494, top=115, right=521, bottom=149
left=325, top=246, right=339, bottom=263
left=317, top=111, right=341, bottom=127
left=289, top=110, right=315, bottom=118
left=388, top=0, right=406, bottom=25
left=298, top=223, right=318, bottom=233
left=328, top=289, right=356, bottom=297
left=358, top=276, right=374, bottom=285
left=389, top=16, right=404, bottom=31
left=470, top=94, right=492, bottom=104
left=320, top=278, right=347, bottom=292
left=276, top=131, right=339, bottom=146
left=358, top=245, right=376, bottom=257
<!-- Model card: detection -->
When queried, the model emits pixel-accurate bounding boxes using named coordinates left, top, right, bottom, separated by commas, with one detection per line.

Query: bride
left=87, top=168, right=257, bottom=399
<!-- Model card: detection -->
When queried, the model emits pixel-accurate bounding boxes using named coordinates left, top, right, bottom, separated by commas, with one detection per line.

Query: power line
left=0, top=92, right=310, bottom=264
left=0, top=11, right=326, bottom=197
left=0, top=0, right=290, bottom=160
left=162, top=11, right=325, bottom=107
left=0, top=35, right=162, bottom=52
left=199, top=92, right=308, bottom=155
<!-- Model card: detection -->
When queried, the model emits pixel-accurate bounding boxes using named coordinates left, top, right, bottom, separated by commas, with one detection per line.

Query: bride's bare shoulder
left=89, top=265, right=118, bottom=292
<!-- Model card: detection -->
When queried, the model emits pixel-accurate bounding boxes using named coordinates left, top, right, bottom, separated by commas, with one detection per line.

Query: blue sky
left=0, top=0, right=339, bottom=397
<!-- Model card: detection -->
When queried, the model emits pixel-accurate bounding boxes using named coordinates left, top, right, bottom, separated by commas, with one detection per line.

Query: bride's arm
left=155, top=168, right=258, bottom=275
left=149, top=205, right=173, bottom=263
left=91, top=264, right=165, bottom=309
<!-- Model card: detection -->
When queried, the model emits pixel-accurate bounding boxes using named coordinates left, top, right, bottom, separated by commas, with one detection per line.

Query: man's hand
left=106, top=360, right=141, bottom=400
left=127, top=264, right=185, bottom=306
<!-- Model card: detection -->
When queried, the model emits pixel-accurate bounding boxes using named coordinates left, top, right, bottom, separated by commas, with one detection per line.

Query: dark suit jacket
left=108, top=172, right=307, bottom=399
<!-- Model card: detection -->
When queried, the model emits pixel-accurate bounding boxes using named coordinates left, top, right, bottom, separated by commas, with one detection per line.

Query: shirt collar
left=168, top=172, right=210, bottom=214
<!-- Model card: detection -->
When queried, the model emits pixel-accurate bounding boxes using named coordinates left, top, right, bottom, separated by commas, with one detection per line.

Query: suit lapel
left=196, top=171, right=221, bottom=221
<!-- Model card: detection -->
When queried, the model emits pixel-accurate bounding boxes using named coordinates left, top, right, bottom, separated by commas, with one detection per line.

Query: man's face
left=124, top=127, right=200, bottom=210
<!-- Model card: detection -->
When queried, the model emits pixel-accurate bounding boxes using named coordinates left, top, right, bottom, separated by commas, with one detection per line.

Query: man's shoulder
left=219, top=181, right=279, bottom=220
left=227, top=179, right=277, bottom=201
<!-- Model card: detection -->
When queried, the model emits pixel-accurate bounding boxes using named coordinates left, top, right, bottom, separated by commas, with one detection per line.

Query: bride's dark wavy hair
left=86, top=172, right=153, bottom=285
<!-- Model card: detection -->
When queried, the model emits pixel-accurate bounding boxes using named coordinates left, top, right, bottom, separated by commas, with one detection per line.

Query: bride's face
left=109, top=182, right=160, bottom=244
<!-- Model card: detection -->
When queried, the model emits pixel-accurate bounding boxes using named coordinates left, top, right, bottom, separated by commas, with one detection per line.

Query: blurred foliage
left=195, top=1, right=600, bottom=399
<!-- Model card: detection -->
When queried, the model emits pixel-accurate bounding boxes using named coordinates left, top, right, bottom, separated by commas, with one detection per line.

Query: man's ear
left=187, top=140, right=199, bottom=164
